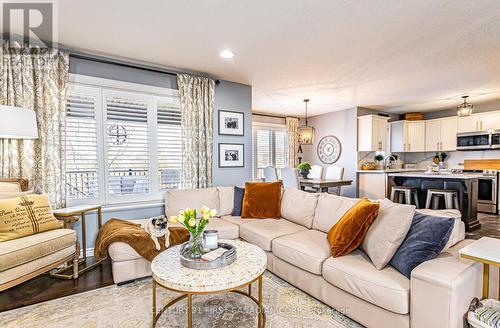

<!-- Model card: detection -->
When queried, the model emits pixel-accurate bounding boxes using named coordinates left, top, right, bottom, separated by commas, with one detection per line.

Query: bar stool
left=425, top=189, right=459, bottom=210
left=391, top=186, right=420, bottom=208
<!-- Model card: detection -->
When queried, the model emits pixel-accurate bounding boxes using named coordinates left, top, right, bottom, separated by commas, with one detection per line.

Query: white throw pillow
left=415, top=208, right=464, bottom=252
left=217, top=186, right=235, bottom=216
left=361, top=198, right=415, bottom=270
left=280, top=188, right=319, bottom=228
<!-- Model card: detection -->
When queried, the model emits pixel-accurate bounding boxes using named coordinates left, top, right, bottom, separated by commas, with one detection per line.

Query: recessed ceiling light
left=219, top=50, right=235, bottom=59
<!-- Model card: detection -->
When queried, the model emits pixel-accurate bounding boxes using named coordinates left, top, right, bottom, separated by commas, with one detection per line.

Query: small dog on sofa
left=141, top=215, right=170, bottom=251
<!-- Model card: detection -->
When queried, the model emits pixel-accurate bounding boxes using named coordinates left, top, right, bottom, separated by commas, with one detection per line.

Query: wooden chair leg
left=73, top=241, right=80, bottom=279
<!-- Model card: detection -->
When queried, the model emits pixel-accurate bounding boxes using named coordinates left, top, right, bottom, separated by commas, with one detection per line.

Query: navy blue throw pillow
left=389, top=213, right=454, bottom=279
left=231, top=186, right=245, bottom=216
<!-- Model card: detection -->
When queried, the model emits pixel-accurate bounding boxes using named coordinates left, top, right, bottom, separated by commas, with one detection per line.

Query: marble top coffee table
left=151, top=239, right=267, bottom=327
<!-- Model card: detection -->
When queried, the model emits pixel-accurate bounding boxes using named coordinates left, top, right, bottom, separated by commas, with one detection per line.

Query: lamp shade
left=0, top=105, right=39, bottom=139
left=298, top=125, right=315, bottom=145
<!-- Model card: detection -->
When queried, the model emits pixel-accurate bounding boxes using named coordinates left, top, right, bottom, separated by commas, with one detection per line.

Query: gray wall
left=424, top=98, right=500, bottom=120
left=302, top=108, right=358, bottom=197
left=213, top=80, right=253, bottom=186
left=68, top=58, right=252, bottom=251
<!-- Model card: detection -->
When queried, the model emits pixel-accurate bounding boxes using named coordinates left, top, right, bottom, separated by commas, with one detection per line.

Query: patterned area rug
left=0, top=271, right=362, bottom=328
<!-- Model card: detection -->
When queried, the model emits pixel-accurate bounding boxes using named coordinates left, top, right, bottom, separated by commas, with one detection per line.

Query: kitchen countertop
left=357, top=169, right=425, bottom=173
left=387, top=172, right=482, bottom=180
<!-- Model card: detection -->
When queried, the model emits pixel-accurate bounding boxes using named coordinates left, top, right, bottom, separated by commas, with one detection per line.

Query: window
left=253, top=124, right=287, bottom=179
left=65, top=75, right=181, bottom=205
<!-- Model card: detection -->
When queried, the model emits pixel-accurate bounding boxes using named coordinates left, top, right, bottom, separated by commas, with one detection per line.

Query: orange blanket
left=94, top=218, right=189, bottom=261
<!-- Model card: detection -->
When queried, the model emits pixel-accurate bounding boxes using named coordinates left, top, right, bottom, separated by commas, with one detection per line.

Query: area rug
left=0, top=271, right=363, bottom=328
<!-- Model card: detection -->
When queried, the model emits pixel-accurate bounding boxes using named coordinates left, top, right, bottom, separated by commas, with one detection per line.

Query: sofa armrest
left=410, top=240, right=482, bottom=328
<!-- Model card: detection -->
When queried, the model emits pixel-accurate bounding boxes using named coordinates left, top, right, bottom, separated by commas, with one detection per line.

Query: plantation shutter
left=105, top=93, right=150, bottom=196
left=65, top=87, right=100, bottom=200
left=253, top=127, right=287, bottom=179
left=156, top=96, right=182, bottom=190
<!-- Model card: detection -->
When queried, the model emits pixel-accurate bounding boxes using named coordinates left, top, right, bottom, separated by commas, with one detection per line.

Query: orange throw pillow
left=327, top=198, right=380, bottom=257
left=241, top=181, right=282, bottom=219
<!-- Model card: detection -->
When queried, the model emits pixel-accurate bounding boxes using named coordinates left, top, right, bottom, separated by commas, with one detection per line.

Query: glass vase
left=187, top=231, right=204, bottom=259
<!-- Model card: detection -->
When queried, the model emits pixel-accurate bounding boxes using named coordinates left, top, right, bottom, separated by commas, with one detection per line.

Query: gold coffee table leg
left=483, top=263, right=490, bottom=299
left=187, top=294, right=193, bottom=328
left=258, top=275, right=263, bottom=328
left=152, top=280, right=157, bottom=322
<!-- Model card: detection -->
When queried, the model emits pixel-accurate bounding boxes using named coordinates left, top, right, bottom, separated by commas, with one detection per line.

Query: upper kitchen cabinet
left=425, top=117, right=458, bottom=151
left=458, top=111, right=500, bottom=132
left=390, top=121, right=425, bottom=152
left=357, top=115, right=390, bottom=152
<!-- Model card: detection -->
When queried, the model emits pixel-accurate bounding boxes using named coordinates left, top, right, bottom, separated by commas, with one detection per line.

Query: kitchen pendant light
left=457, top=95, right=473, bottom=117
left=298, top=99, right=315, bottom=145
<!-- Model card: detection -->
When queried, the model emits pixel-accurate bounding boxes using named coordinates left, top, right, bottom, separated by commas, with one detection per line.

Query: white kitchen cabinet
left=390, top=121, right=425, bottom=152
left=357, top=115, right=389, bottom=152
left=458, top=111, right=500, bottom=132
left=425, top=117, right=457, bottom=151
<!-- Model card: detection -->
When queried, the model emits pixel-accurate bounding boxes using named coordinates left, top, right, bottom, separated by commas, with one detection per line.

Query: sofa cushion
left=0, top=228, right=76, bottom=271
left=239, top=219, right=307, bottom=251
left=280, top=188, right=319, bottom=228
left=272, top=230, right=331, bottom=275
left=241, top=182, right=282, bottom=219
left=312, top=194, right=359, bottom=233
left=361, top=198, right=415, bottom=269
left=322, top=249, right=410, bottom=315
left=0, top=190, right=34, bottom=200
left=220, top=215, right=256, bottom=227
left=164, top=187, right=220, bottom=217
left=327, top=198, right=380, bottom=257
left=217, top=186, right=234, bottom=216
left=0, top=194, right=63, bottom=242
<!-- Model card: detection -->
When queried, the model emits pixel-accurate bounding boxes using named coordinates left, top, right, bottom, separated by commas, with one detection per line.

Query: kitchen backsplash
left=358, top=150, right=500, bottom=170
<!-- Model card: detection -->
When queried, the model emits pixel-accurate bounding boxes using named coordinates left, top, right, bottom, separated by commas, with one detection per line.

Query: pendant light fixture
left=457, top=95, right=473, bottom=117
left=298, top=99, right=315, bottom=145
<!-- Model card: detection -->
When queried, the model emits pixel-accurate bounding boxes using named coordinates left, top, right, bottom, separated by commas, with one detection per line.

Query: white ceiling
left=49, top=1, right=500, bottom=115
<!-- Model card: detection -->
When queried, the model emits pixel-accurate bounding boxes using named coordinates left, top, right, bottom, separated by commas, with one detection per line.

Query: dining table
left=299, top=178, right=353, bottom=193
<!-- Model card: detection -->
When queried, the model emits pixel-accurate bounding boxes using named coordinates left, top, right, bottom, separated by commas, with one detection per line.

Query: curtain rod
left=252, top=113, right=300, bottom=120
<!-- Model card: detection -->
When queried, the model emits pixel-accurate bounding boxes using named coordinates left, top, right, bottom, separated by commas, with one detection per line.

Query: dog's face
left=151, top=216, right=168, bottom=230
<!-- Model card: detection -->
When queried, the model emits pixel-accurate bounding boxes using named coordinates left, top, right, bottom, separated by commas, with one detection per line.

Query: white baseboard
left=81, top=247, right=94, bottom=258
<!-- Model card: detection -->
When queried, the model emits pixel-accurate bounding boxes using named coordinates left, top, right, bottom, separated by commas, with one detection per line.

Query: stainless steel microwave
left=457, top=130, right=500, bottom=150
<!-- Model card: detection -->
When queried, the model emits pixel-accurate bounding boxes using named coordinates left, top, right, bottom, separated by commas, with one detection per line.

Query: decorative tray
left=179, top=242, right=236, bottom=270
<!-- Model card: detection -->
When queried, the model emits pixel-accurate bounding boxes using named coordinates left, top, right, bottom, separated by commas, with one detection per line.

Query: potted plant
left=169, top=206, right=217, bottom=259
left=298, top=162, right=312, bottom=179
left=374, top=154, right=384, bottom=169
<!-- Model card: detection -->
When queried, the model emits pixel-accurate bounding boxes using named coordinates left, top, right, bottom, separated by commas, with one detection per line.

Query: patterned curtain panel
left=286, top=117, right=300, bottom=167
left=177, top=74, right=215, bottom=189
left=0, top=41, right=69, bottom=208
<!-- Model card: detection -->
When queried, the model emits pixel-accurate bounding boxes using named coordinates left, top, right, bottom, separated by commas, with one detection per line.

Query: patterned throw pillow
left=0, top=194, right=63, bottom=241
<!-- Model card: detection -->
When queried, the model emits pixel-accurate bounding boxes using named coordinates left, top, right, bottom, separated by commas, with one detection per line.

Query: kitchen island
left=388, top=172, right=480, bottom=231
left=357, top=169, right=424, bottom=199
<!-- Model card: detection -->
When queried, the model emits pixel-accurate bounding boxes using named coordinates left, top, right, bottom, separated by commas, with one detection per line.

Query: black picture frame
left=218, top=110, right=244, bottom=136
left=218, top=143, right=244, bottom=168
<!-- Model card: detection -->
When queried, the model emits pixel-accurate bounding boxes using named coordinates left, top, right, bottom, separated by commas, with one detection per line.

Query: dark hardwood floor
left=1, top=213, right=499, bottom=314
left=0, top=257, right=114, bottom=312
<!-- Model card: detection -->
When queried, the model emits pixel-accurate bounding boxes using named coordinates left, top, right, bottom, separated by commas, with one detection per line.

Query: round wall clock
left=317, top=135, right=341, bottom=164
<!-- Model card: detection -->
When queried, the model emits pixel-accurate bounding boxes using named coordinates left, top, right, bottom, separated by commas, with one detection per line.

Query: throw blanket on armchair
left=94, top=218, right=189, bottom=261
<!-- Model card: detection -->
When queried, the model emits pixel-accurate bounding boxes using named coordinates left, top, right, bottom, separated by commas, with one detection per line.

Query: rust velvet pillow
left=327, top=198, right=380, bottom=257
left=241, top=181, right=282, bottom=219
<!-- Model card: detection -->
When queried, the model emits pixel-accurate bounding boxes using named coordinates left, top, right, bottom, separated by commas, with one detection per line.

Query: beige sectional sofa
left=107, top=187, right=482, bottom=328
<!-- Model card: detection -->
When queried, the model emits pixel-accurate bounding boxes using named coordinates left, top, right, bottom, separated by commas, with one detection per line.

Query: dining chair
left=309, top=165, right=324, bottom=180
left=263, top=166, right=279, bottom=182
left=324, top=165, right=345, bottom=195
left=281, top=167, right=300, bottom=189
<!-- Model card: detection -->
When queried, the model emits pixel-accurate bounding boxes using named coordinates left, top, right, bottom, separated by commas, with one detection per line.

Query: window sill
left=101, top=200, right=164, bottom=213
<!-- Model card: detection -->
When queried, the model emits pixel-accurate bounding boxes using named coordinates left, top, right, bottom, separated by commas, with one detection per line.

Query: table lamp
left=0, top=105, right=39, bottom=139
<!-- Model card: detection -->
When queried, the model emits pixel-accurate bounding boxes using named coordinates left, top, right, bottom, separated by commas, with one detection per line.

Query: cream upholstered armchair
left=0, top=178, right=80, bottom=291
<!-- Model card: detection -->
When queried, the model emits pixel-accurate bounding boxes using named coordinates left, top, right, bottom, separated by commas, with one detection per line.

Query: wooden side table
left=459, top=237, right=500, bottom=300
left=52, top=204, right=103, bottom=277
